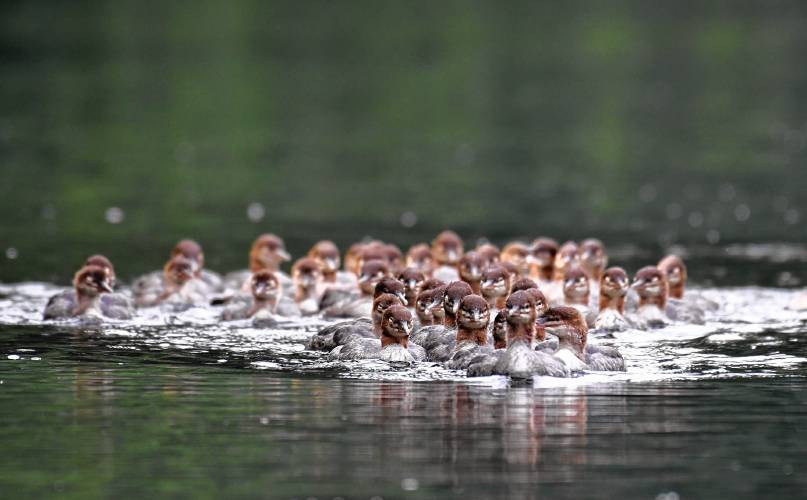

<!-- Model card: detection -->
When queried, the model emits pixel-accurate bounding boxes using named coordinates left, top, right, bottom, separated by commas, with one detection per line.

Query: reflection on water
left=0, top=282, right=806, bottom=497
left=1, top=360, right=806, bottom=498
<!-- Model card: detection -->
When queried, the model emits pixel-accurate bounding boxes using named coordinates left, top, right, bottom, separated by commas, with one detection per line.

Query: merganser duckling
left=562, top=267, right=596, bottom=327
left=465, top=310, right=508, bottom=376
left=488, top=291, right=570, bottom=379
left=539, top=306, right=625, bottom=372
left=329, top=305, right=426, bottom=363
left=529, top=238, right=558, bottom=284
left=223, top=234, right=292, bottom=292
left=136, top=256, right=210, bottom=308
left=630, top=266, right=670, bottom=328
left=344, top=242, right=367, bottom=276
left=657, top=255, right=687, bottom=299
left=656, top=255, right=707, bottom=324
left=411, top=280, right=472, bottom=348
left=84, top=255, right=116, bottom=287
left=547, top=241, right=579, bottom=304
left=444, top=295, right=493, bottom=369
left=307, top=292, right=402, bottom=351
left=415, top=287, right=439, bottom=326
left=44, top=264, right=133, bottom=320
left=501, top=242, right=531, bottom=278
left=475, top=243, right=501, bottom=268
left=579, top=239, right=608, bottom=282
left=132, top=239, right=219, bottom=300
left=383, top=244, right=405, bottom=274
left=510, top=277, right=539, bottom=295
left=309, top=240, right=356, bottom=287
left=398, top=267, right=425, bottom=308
left=480, top=265, right=511, bottom=311
left=431, top=230, right=463, bottom=282
left=220, top=270, right=281, bottom=321
left=329, top=293, right=405, bottom=347
left=292, top=257, right=324, bottom=315
left=83, top=254, right=133, bottom=312
left=171, top=239, right=223, bottom=291
left=594, top=267, right=631, bottom=331
left=406, top=244, right=434, bottom=277
left=459, top=251, right=485, bottom=294
left=322, top=259, right=391, bottom=318
left=427, top=293, right=489, bottom=362
left=415, top=280, right=448, bottom=326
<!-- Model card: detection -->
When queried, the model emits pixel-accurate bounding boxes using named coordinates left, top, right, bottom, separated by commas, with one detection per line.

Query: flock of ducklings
left=44, top=230, right=713, bottom=379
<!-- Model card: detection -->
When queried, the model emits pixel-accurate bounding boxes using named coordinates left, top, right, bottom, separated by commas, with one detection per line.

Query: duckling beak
left=397, top=291, right=408, bottom=306
left=357, top=274, right=370, bottom=284
left=99, top=280, right=114, bottom=293
left=276, top=249, right=291, bottom=262
left=631, top=279, right=645, bottom=289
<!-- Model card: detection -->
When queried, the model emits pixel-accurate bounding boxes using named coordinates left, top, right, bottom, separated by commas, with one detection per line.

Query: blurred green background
left=1, top=0, right=806, bottom=283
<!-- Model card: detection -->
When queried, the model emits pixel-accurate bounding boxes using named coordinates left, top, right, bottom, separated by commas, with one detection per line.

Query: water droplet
left=400, top=211, right=417, bottom=228
left=706, top=230, right=721, bottom=245
left=665, top=203, right=682, bottom=220
left=784, top=208, right=800, bottom=225
left=734, top=204, right=751, bottom=222
left=687, top=212, right=704, bottom=228
left=401, top=478, right=419, bottom=491
left=41, top=204, right=56, bottom=220
left=5, top=247, right=18, bottom=259
left=638, top=184, right=657, bottom=202
left=246, top=202, right=265, bottom=222
left=454, top=143, right=475, bottom=166
left=105, top=207, right=125, bottom=224
left=31, top=357, right=41, bottom=361
left=7, top=355, right=20, bottom=360
left=175, top=141, right=195, bottom=163
left=717, top=184, right=736, bottom=202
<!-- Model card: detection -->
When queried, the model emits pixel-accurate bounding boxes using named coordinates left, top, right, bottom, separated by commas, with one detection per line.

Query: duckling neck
left=668, top=283, right=685, bottom=299
left=531, top=264, right=553, bottom=281
left=557, top=324, right=587, bottom=359
left=296, top=284, right=317, bottom=302
left=456, top=325, right=488, bottom=345
left=640, top=293, right=667, bottom=310
left=322, top=270, right=337, bottom=284
left=416, top=313, right=434, bottom=326
left=250, top=257, right=278, bottom=273
left=565, top=293, right=588, bottom=306
left=599, top=293, right=625, bottom=314
left=247, top=297, right=277, bottom=318
left=464, top=278, right=481, bottom=294
left=74, top=291, right=101, bottom=316
left=381, top=332, right=408, bottom=348
left=506, top=322, right=534, bottom=345
left=534, top=324, right=547, bottom=341
left=443, top=312, right=458, bottom=329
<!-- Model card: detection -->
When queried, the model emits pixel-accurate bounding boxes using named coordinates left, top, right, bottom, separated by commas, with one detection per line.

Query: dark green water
left=2, top=324, right=807, bottom=499
left=2, top=1, right=807, bottom=498
left=1, top=0, right=806, bottom=284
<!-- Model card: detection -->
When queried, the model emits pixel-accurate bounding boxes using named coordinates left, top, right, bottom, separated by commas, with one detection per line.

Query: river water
left=1, top=278, right=806, bottom=498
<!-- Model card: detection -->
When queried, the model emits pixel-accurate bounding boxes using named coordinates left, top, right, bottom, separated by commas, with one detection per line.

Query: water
left=1, top=280, right=807, bottom=498
left=3, top=0, right=807, bottom=497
